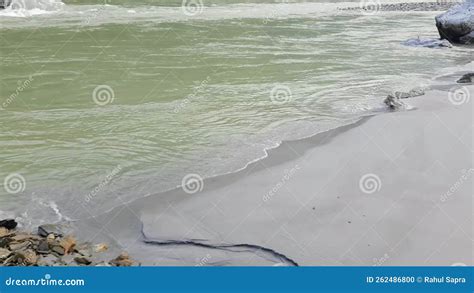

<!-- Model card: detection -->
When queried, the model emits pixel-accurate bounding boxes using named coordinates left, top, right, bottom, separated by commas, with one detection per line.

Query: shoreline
left=65, top=65, right=472, bottom=266
left=2, top=61, right=472, bottom=266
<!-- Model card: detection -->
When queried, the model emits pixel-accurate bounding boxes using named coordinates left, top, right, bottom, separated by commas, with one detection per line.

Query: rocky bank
left=0, top=219, right=138, bottom=267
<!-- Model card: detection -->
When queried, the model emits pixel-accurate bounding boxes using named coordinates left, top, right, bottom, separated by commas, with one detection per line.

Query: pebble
left=37, top=240, right=50, bottom=254
left=0, top=219, right=17, bottom=230
left=0, top=247, right=11, bottom=260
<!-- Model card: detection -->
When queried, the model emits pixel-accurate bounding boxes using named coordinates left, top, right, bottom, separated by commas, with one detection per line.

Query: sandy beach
left=70, top=65, right=473, bottom=266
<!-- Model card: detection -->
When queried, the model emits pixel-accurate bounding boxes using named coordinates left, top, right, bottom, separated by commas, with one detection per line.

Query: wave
left=0, top=1, right=408, bottom=26
left=0, top=0, right=63, bottom=17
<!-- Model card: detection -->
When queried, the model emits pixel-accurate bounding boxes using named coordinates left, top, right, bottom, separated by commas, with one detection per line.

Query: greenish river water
left=0, top=0, right=472, bottom=224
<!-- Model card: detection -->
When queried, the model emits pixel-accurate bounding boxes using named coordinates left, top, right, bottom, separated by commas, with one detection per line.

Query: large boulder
left=435, top=0, right=474, bottom=44
left=0, top=0, right=11, bottom=9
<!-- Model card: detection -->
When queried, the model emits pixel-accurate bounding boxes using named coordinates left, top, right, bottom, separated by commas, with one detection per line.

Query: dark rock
left=0, top=219, right=17, bottom=230
left=435, top=1, right=474, bottom=45
left=37, top=240, right=50, bottom=254
left=0, top=237, right=11, bottom=248
left=402, top=38, right=452, bottom=48
left=459, top=31, right=474, bottom=44
left=384, top=89, right=424, bottom=110
left=74, top=256, right=92, bottom=265
left=0, top=0, right=11, bottom=10
left=457, top=73, right=474, bottom=83
left=340, top=2, right=458, bottom=12
left=38, top=224, right=63, bottom=238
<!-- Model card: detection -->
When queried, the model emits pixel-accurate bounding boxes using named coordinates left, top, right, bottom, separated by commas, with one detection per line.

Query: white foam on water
left=0, top=0, right=64, bottom=17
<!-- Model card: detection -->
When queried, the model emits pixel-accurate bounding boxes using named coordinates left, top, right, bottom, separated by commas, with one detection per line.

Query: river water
left=0, top=0, right=471, bottom=225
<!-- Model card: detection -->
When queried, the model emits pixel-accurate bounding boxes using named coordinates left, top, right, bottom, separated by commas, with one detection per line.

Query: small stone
left=4, top=252, right=24, bottom=266
left=0, top=219, right=17, bottom=230
left=74, top=256, right=92, bottom=265
left=36, top=240, right=49, bottom=254
left=0, top=237, right=11, bottom=248
left=94, top=243, right=108, bottom=253
left=22, top=249, right=38, bottom=265
left=38, top=224, right=63, bottom=238
left=0, top=227, right=11, bottom=237
left=12, top=234, right=39, bottom=242
left=109, top=252, right=135, bottom=267
left=76, top=249, right=92, bottom=257
left=51, top=245, right=65, bottom=255
left=60, top=236, right=76, bottom=255
left=457, top=73, right=474, bottom=84
left=0, top=247, right=11, bottom=260
left=9, top=241, right=30, bottom=251
left=384, top=94, right=405, bottom=110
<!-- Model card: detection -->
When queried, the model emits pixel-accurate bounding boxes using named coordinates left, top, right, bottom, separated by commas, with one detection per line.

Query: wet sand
left=72, top=68, right=473, bottom=266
